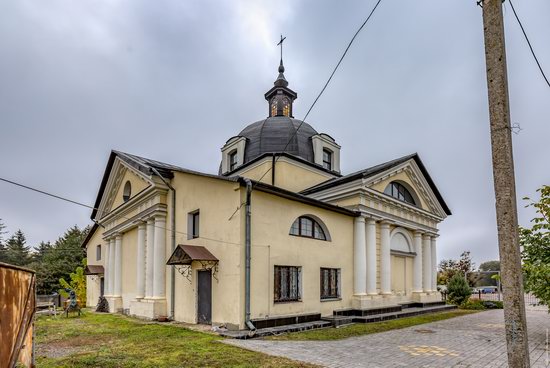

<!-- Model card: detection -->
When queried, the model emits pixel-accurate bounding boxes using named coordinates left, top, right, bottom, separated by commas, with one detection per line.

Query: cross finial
left=277, top=34, right=286, bottom=64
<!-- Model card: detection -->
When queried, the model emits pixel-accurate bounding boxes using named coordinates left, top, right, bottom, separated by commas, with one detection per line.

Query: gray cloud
left=1, top=0, right=548, bottom=266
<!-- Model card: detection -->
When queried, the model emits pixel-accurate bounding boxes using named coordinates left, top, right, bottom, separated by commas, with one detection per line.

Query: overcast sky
left=0, top=0, right=548, bottom=267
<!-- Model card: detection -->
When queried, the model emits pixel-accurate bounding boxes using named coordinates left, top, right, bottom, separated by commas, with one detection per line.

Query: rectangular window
left=187, top=210, right=200, bottom=239
left=322, top=149, right=332, bottom=170
left=229, top=151, right=238, bottom=171
left=96, top=245, right=101, bottom=261
left=274, top=266, right=301, bottom=302
left=320, top=268, right=340, bottom=299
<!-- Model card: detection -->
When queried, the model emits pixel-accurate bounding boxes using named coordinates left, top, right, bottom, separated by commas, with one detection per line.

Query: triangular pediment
left=95, top=157, right=153, bottom=220
left=363, top=158, right=447, bottom=218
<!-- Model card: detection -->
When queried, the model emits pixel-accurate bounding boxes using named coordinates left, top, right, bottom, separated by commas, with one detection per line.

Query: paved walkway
left=226, top=307, right=549, bottom=367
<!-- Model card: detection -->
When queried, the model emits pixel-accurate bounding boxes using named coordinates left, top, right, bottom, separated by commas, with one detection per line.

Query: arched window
left=289, top=216, right=329, bottom=241
left=384, top=181, right=416, bottom=205
left=123, top=181, right=131, bottom=202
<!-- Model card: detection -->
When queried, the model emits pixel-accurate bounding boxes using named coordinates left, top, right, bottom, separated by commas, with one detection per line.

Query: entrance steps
left=219, top=302, right=455, bottom=339
left=219, top=320, right=331, bottom=339
left=325, top=302, right=455, bottom=326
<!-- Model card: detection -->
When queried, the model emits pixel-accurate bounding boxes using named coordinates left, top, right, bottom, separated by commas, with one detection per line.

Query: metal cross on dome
left=277, top=34, right=286, bottom=61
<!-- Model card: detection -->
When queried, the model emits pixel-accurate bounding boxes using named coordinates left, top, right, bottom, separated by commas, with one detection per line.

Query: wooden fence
left=0, top=262, right=36, bottom=368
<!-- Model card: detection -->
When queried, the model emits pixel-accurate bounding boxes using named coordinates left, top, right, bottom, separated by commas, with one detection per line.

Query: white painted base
left=352, top=294, right=393, bottom=309
left=106, top=296, right=123, bottom=313
left=411, top=291, right=442, bottom=303
left=129, top=298, right=167, bottom=320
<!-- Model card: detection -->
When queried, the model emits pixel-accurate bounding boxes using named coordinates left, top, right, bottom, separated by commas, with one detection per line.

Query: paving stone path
left=226, top=307, right=549, bottom=367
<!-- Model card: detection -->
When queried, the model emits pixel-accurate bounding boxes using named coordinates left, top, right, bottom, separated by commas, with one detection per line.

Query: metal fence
left=0, top=262, right=36, bottom=368
left=470, top=292, right=541, bottom=305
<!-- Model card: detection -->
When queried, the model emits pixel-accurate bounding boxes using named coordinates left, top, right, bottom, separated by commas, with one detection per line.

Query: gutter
left=243, top=178, right=256, bottom=331
left=150, top=167, right=177, bottom=320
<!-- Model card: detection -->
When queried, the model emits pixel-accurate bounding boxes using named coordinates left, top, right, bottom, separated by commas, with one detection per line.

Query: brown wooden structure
left=0, top=262, right=36, bottom=368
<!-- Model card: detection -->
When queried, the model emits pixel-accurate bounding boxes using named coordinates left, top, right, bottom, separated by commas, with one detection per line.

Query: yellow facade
left=84, top=149, right=448, bottom=330
left=236, top=158, right=334, bottom=193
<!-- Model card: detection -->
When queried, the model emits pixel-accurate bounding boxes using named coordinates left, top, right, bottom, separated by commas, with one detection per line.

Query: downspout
left=244, top=178, right=256, bottom=331
left=151, top=167, right=176, bottom=320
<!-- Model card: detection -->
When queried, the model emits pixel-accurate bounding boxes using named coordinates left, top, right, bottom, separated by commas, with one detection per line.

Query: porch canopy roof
left=166, top=244, right=218, bottom=266
left=84, top=265, right=104, bottom=275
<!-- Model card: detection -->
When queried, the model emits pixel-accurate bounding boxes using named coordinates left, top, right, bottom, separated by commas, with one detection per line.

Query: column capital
left=414, top=230, right=424, bottom=237
left=365, top=217, right=376, bottom=226
left=355, top=215, right=366, bottom=223
left=379, top=220, right=391, bottom=228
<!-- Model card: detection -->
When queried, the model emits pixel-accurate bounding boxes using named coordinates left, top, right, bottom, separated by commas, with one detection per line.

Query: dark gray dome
left=238, top=116, right=318, bottom=164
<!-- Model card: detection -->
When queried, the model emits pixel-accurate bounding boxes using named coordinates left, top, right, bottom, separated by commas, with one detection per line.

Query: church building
left=83, top=56, right=451, bottom=331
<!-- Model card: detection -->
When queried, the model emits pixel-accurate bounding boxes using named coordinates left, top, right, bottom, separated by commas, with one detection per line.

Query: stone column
left=413, top=231, right=423, bottom=293
left=104, top=240, right=110, bottom=296
left=422, top=234, right=432, bottom=292
left=108, top=238, right=116, bottom=297
left=380, top=221, right=391, bottom=295
left=431, top=236, right=437, bottom=292
left=353, top=216, right=367, bottom=295
left=114, top=234, right=122, bottom=297
left=366, top=218, right=378, bottom=295
left=136, top=223, right=146, bottom=299
left=145, top=218, right=155, bottom=298
left=152, top=216, right=166, bottom=298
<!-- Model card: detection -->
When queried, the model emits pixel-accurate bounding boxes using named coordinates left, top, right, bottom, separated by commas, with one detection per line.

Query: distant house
left=82, top=59, right=451, bottom=330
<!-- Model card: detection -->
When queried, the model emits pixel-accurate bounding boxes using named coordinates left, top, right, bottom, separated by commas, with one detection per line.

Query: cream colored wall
left=249, top=190, right=355, bottom=319
left=236, top=161, right=273, bottom=184
left=169, top=172, right=244, bottom=328
left=237, top=158, right=332, bottom=192
left=370, top=171, right=429, bottom=210
left=110, top=168, right=150, bottom=210
left=85, top=227, right=105, bottom=306
left=121, top=227, right=138, bottom=310
left=273, top=161, right=332, bottom=192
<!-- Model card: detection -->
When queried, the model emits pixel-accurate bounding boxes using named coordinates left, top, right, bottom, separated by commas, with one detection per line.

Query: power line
left=1, top=1, right=385, bottom=244
left=0, top=176, right=249, bottom=247
left=252, top=0, right=384, bottom=187
left=508, top=0, right=550, bottom=89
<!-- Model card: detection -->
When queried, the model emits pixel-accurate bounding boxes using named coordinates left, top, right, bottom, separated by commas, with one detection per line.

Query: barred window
left=274, top=266, right=301, bottom=302
left=289, top=216, right=327, bottom=241
left=320, top=268, right=340, bottom=299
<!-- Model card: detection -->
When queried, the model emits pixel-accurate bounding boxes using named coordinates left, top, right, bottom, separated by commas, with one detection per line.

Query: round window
left=123, top=181, right=131, bottom=202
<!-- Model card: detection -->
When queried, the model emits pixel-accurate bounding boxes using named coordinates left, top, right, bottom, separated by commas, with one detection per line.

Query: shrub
left=447, top=274, right=472, bottom=306
left=482, top=300, right=503, bottom=309
left=461, top=299, right=486, bottom=310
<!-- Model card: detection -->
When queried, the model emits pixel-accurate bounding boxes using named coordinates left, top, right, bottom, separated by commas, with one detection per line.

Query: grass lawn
left=265, top=309, right=480, bottom=341
left=35, top=311, right=317, bottom=368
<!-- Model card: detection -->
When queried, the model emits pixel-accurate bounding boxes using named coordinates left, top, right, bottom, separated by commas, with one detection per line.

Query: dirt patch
left=36, top=335, right=107, bottom=359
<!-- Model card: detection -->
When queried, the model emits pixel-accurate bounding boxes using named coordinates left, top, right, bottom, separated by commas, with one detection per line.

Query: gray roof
left=237, top=116, right=318, bottom=164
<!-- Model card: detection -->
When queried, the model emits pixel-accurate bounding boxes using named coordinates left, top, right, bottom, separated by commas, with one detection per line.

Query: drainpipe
left=244, top=178, right=256, bottom=331
left=151, top=167, right=176, bottom=320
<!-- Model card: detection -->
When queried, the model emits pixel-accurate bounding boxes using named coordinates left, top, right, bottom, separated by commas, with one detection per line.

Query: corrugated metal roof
left=166, top=245, right=218, bottom=265
left=84, top=265, right=104, bottom=275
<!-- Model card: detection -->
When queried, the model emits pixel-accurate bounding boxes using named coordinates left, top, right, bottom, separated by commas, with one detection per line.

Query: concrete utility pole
left=480, top=0, right=530, bottom=366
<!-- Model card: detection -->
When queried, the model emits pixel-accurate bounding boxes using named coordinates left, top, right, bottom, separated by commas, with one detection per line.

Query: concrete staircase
left=220, top=302, right=456, bottom=339
left=322, top=301, right=456, bottom=326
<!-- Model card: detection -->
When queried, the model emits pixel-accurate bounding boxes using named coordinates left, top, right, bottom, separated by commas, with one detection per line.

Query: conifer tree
left=4, top=229, right=31, bottom=266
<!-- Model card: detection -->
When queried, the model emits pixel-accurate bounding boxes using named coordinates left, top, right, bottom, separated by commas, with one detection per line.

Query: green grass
left=35, top=311, right=317, bottom=368
left=265, top=309, right=480, bottom=341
